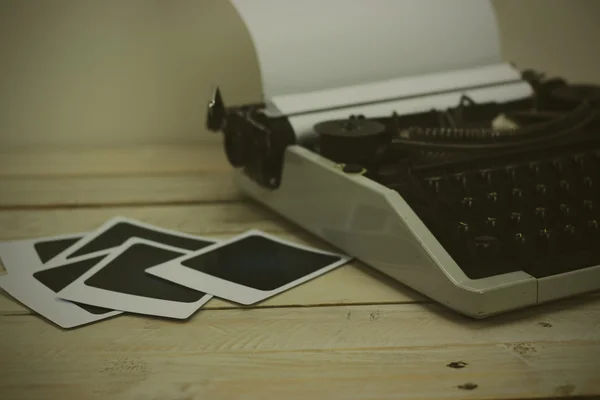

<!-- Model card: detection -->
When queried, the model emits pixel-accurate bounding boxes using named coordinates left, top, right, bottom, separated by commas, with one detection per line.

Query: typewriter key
left=461, top=197, right=475, bottom=213
left=535, top=207, right=547, bottom=220
left=535, top=184, right=547, bottom=196
left=469, top=235, right=502, bottom=260
left=486, top=191, right=499, bottom=204
left=583, top=200, right=593, bottom=214
left=425, top=177, right=443, bottom=194
left=514, top=233, right=527, bottom=247
left=558, top=179, right=570, bottom=192
left=510, top=188, right=525, bottom=208
left=564, top=224, right=576, bottom=235
left=559, top=203, right=571, bottom=216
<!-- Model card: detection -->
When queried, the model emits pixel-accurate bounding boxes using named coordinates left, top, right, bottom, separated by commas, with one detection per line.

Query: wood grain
left=0, top=173, right=241, bottom=208
left=0, top=144, right=231, bottom=177
left=0, top=202, right=292, bottom=239
left=1, top=301, right=599, bottom=400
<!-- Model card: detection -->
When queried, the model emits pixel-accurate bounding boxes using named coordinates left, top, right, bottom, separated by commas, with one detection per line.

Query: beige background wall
left=0, top=0, right=599, bottom=150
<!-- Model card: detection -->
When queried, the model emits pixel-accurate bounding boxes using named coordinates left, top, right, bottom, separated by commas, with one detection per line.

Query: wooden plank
left=0, top=301, right=599, bottom=399
left=0, top=173, right=241, bottom=208
left=0, top=228, right=427, bottom=315
left=0, top=202, right=292, bottom=239
left=0, top=144, right=231, bottom=177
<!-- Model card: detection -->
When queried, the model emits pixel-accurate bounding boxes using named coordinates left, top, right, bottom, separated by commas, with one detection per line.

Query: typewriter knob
left=223, top=128, right=249, bottom=167
left=314, top=118, right=390, bottom=164
left=206, top=87, right=226, bottom=132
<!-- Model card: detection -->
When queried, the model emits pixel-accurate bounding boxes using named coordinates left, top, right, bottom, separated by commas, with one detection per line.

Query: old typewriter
left=206, top=69, right=600, bottom=318
left=206, top=1, right=600, bottom=318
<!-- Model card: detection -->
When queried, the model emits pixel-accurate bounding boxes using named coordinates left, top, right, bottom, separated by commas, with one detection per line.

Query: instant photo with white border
left=43, top=216, right=219, bottom=268
left=57, top=238, right=213, bottom=319
left=146, top=229, right=352, bottom=305
left=0, top=268, right=121, bottom=329
left=0, top=233, right=84, bottom=275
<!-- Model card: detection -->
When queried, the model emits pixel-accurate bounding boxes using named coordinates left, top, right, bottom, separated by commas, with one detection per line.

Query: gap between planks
left=0, top=173, right=242, bottom=209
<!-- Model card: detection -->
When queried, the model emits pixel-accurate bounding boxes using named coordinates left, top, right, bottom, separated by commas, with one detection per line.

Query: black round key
left=453, top=173, right=468, bottom=190
left=461, top=196, right=475, bottom=212
left=505, top=165, right=520, bottom=183
left=583, top=176, right=593, bottom=192
left=559, top=203, right=571, bottom=217
left=425, top=176, right=443, bottom=194
left=564, top=224, right=576, bottom=236
left=512, top=232, right=529, bottom=257
left=535, top=184, right=547, bottom=196
left=484, top=216, right=500, bottom=234
left=583, top=200, right=593, bottom=215
left=453, top=222, right=471, bottom=253
left=574, top=154, right=592, bottom=171
left=487, top=191, right=499, bottom=204
left=478, top=169, right=502, bottom=189
left=511, top=187, right=524, bottom=199
left=535, top=207, right=548, bottom=223
left=457, top=221, right=470, bottom=234
left=510, top=188, right=524, bottom=208
left=529, top=162, right=542, bottom=176
left=536, top=228, right=556, bottom=254
left=551, top=158, right=565, bottom=174
left=470, top=235, right=502, bottom=260
left=509, top=212, right=522, bottom=228
left=539, top=228, right=551, bottom=240
left=529, top=161, right=552, bottom=182
left=558, top=224, right=578, bottom=251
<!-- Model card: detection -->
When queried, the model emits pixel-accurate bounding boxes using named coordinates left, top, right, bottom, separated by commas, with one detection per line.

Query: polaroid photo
left=146, top=229, right=352, bottom=305
left=0, top=254, right=121, bottom=329
left=0, top=233, right=84, bottom=275
left=43, top=216, right=219, bottom=269
left=57, top=238, right=213, bottom=319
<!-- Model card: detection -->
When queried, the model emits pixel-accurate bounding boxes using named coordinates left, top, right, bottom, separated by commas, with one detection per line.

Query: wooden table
left=0, top=144, right=599, bottom=400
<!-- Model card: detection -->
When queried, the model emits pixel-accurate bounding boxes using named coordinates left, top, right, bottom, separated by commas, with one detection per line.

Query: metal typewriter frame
left=234, top=144, right=600, bottom=318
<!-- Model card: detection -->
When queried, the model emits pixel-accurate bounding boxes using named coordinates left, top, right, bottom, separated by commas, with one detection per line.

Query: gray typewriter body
left=206, top=72, right=600, bottom=318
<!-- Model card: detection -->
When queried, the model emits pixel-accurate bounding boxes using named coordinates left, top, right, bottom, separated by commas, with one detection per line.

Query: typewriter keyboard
left=389, top=147, right=600, bottom=280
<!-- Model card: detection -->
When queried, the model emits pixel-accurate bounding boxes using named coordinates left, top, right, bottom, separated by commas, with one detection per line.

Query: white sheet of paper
left=0, top=233, right=84, bottom=274
left=231, top=0, right=504, bottom=98
left=230, top=0, right=533, bottom=139
left=0, top=263, right=121, bottom=329
left=146, top=229, right=352, bottom=305
left=43, top=216, right=219, bottom=268
left=57, top=238, right=213, bottom=319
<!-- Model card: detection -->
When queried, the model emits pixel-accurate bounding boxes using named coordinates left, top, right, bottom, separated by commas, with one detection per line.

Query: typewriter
left=206, top=2, right=600, bottom=318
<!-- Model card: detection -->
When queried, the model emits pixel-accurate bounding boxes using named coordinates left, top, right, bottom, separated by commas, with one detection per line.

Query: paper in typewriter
left=231, top=0, right=533, bottom=136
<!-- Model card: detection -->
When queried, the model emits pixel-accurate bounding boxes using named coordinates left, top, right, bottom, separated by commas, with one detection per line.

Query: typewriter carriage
left=207, top=71, right=600, bottom=190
